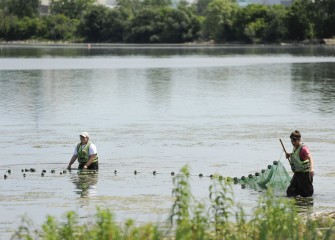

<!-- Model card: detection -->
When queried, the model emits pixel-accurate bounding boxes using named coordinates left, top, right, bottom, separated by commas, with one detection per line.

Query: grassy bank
left=11, top=166, right=335, bottom=240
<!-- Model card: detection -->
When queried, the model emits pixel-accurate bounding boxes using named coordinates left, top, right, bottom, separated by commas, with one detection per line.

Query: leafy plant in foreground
left=208, top=175, right=235, bottom=239
left=11, top=165, right=335, bottom=240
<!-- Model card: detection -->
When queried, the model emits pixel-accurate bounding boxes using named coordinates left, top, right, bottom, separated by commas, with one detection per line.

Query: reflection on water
left=292, top=63, right=335, bottom=114
left=70, top=171, right=98, bottom=198
left=145, top=68, right=172, bottom=110
left=295, top=197, right=314, bottom=213
left=2, top=44, right=335, bottom=58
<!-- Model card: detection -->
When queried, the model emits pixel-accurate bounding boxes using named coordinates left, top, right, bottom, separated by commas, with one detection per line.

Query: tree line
left=0, top=0, right=334, bottom=43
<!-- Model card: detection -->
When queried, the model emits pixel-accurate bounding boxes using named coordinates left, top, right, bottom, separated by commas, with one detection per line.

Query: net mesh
left=232, top=160, right=291, bottom=193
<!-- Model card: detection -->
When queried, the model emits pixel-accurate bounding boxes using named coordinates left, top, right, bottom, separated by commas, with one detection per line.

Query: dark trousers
left=78, top=162, right=99, bottom=170
left=287, top=172, right=313, bottom=197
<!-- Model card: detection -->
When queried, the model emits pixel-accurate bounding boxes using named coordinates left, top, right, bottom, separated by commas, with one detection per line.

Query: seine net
left=232, top=160, right=291, bottom=192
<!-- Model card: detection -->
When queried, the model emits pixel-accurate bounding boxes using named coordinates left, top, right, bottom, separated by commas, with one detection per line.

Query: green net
left=232, top=160, right=291, bottom=193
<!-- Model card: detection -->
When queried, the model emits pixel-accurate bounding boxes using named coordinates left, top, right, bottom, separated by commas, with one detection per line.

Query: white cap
left=80, top=132, right=89, bottom=138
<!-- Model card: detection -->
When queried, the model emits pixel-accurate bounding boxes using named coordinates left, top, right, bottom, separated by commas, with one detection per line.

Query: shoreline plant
left=11, top=165, right=335, bottom=240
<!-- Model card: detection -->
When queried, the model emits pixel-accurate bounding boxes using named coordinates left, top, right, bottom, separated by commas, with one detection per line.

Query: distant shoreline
left=0, top=39, right=333, bottom=48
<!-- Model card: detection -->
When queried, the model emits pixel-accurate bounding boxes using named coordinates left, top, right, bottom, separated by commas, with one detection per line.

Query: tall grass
left=11, top=166, right=335, bottom=240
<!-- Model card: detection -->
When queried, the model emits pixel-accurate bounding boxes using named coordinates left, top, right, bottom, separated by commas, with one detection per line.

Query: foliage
left=285, top=0, right=315, bottom=40
left=6, top=0, right=40, bottom=18
left=0, top=0, right=7, bottom=10
left=251, top=189, right=305, bottom=239
left=116, top=0, right=142, bottom=16
left=234, top=4, right=268, bottom=43
left=208, top=175, right=235, bottom=238
left=50, top=0, right=95, bottom=19
left=79, top=5, right=128, bottom=42
left=313, top=0, right=335, bottom=38
left=244, top=18, right=266, bottom=43
left=43, top=14, right=80, bottom=41
left=1, top=16, right=46, bottom=40
left=170, top=165, right=192, bottom=225
left=1, top=0, right=335, bottom=44
left=11, top=166, right=335, bottom=240
left=123, top=7, right=163, bottom=43
left=194, top=0, right=213, bottom=16
left=262, top=5, right=287, bottom=43
left=170, top=165, right=201, bottom=239
left=124, top=5, right=200, bottom=43
left=117, top=0, right=172, bottom=10
left=142, top=0, right=172, bottom=8
left=12, top=209, right=162, bottom=240
left=79, top=4, right=109, bottom=42
left=203, top=0, right=239, bottom=42
left=231, top=4, right=287, bottom=43
left=102, top=9, right=128, bottom=42
left=159, top=5, right=201, bottom=43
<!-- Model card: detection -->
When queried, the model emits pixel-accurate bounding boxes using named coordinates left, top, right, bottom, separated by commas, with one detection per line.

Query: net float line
left=2, top=160, right=291, bottom=193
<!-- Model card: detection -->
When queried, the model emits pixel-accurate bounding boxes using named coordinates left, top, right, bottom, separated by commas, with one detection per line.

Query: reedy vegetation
left=0, top=0, right=335, bottom=43
left=11, top=165, right=335, bottom=240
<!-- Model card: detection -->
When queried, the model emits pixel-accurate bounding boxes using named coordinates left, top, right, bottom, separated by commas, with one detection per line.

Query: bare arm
left=83, top=154, right=97, bottom=169
left=67, top=155, right=78, bottom=169
left=307, top=153, right=314, bottom=177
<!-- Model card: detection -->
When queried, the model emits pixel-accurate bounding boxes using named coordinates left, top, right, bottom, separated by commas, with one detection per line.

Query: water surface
left=1, top=45, right=335, bottom=238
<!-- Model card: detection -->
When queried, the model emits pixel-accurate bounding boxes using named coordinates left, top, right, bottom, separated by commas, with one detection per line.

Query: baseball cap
left=80, top=132, right=89, bottom=138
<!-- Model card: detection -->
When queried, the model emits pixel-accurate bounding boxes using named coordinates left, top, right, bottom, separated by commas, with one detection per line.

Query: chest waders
left=286, top=144, right=313, bottom=197
left=77, top=142, right=98, bottom=163
left=291, top=145, right=310, bottom=173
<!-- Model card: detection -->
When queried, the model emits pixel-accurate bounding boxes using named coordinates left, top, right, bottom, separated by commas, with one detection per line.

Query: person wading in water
left=286, top=130, right=314, bottom=197
left=67, top=132, right=99, bottom=170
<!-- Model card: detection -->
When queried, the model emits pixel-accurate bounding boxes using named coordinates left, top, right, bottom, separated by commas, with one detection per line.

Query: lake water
left=1, top=44, right=335, bottom=238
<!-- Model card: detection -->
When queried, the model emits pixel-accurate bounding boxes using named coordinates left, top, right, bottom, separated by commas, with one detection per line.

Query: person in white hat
left=67, top=132, right=99, bottom=170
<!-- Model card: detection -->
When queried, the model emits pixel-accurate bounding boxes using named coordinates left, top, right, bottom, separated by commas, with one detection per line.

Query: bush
left=43, top=14, right=80, bottom=41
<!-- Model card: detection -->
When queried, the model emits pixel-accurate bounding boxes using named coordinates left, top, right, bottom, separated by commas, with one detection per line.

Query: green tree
left=203, top=0, right=238, bottom=42
left=116, top=0, right=171, bottom=15
left=234, top=4, right=269, bottom=43
left=124, top=7, right=164, bottom=43
left=0, top=1, right=9, bottom=39
left=50, top=0, right=95, bottom=19
left=7, top=0, right=40, bottom=18
left=102, top=9, right=128, bottom=42
left=160, top=6, right=200, bottom=43
left=4, top=16, right=45, bottom=40
left=262, top=5, right=287, bottom=43
left=3, top=15, right=20, bottom=40
left=244, top=18, right=266, bottom=43
left=313, top=0, right=335, bottom=38
left=194, top=0, right=212, bottom=16
left=0, top=0, right=9, bottom=10
left=286, top=0, right=315, bottom=40
left=124, top=6, right=200, bottom=43
left=43, top=14, right=80, bottom=40
left=80, top=5, right=128, bottom=42
left=142, top=0, right=171, bottom=7
left=116, top=0, right=141, bottom=16
left=79, top=4, right=108, bottom=42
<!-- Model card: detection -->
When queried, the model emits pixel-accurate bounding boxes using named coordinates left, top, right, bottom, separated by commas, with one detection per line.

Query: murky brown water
left=1, top=45, right=335, bottom=238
